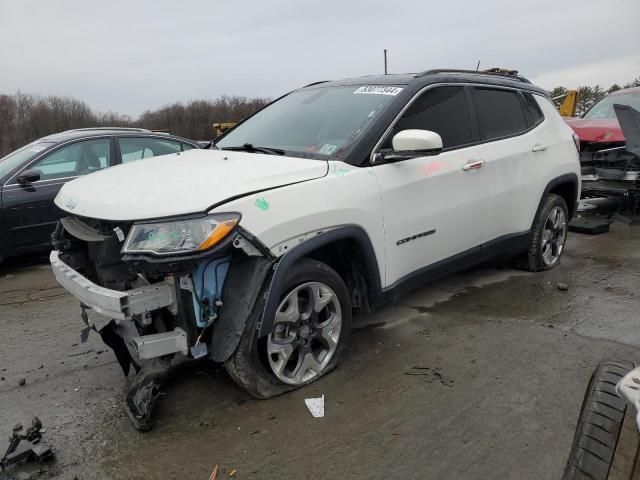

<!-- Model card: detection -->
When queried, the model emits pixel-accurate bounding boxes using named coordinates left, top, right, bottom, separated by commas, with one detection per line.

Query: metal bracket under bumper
left=131, top=328, right=188, bottom=359
left=50, top=250, right=177, bottom=320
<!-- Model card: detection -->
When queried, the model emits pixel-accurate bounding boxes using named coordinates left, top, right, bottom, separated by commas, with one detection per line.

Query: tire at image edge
left=563, top=359, right=635, bottom=480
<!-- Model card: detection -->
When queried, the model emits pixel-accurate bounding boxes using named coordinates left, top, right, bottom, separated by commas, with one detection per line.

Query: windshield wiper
left=221, top=143, right=285, bottom=155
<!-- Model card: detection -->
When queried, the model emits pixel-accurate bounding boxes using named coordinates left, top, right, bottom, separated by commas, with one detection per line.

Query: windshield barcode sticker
left=354, top=86, right=403, bottom=96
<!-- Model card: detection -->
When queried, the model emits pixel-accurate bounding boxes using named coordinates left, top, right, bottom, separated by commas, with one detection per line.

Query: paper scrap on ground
left=305, top=394, right=325, bottom=417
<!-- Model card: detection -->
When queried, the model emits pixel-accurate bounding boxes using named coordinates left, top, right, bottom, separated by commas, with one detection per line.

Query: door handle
left=532, top=143, right=548, bottom=152
left=461, top=159, right=485, bottom=171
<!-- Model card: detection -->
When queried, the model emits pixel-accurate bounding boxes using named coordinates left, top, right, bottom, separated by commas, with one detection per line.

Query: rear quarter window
left=522, top=93, right=545, bottom=127
left=471, top=87, right=529, bottom=140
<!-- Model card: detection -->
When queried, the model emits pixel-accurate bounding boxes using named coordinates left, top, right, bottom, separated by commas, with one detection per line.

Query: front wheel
left=225, top=258, right=352, bottom=399
left=515, top=193, right=569, bottom=272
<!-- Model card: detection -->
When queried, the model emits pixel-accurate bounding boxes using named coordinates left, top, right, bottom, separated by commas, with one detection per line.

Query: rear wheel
left=515, top=194, right=568, bottom=272
left=225, top=258, right=352, bottom=399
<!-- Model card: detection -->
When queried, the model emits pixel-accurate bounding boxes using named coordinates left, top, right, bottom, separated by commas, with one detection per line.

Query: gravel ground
left=1, top=222, right=639, bottom=479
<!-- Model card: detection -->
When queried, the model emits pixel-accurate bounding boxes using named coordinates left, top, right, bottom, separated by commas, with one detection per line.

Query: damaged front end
left=579, top=105, right=640, bottom=213
left=50, top=213, right=273, bottom=431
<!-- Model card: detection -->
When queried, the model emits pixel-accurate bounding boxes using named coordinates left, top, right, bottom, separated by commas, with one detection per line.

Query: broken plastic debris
left=209, top=463, right=219, bottom=480
left=0, top=417, right=54, bottom=469
left=305, top=394, right=325, bottom=418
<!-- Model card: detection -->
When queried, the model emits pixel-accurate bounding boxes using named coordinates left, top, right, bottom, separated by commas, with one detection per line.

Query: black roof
left=305, top=69, right=548, bottom=96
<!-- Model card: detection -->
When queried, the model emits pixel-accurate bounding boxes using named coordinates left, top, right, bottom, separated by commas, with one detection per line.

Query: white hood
left=55, top=149, right=328, bottom=220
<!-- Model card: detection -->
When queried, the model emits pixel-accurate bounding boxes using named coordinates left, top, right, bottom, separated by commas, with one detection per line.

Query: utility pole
left=384, top=49, right=388, bottom=75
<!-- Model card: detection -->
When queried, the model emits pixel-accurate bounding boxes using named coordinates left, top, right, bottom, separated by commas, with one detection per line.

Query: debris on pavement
left=209, top=463, right=219, bottom=480
left=17, top=379, right=25, bottom=387
left=305, top=394, right=325, bottom=418
left=404, top=366, right=455, bottom=387
left=557, top=282, right=569, bottom=291
left=0, top=417, right=54, bottom=471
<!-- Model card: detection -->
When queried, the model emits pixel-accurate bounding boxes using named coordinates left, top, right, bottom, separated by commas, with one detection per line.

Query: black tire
left=225, top=257, right=352, bottom=399
left=515, top=193, right=569, bottom=272
left=564, top=359, right=637, bottom=480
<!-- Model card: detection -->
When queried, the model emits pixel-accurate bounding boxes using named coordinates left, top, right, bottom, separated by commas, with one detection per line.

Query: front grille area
left=54, top=216, right=139, bottom=291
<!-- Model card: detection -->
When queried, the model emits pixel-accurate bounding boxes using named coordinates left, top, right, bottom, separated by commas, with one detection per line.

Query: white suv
left=50, top=69, right=580, bottom=430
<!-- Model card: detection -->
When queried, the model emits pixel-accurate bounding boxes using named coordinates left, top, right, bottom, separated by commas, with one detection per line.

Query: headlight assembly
left=122, top=213, right=240, bottom=256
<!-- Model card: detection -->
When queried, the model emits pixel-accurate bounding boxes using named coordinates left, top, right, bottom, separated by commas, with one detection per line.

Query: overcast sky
left=1, top=0, right=638, bottom=117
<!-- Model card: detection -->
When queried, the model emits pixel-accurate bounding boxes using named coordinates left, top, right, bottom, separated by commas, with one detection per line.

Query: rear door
left=2, top=137, right=114, bottom=251
left=467, top=87, right=544, bottom=243
left=371, top=85, right=489, bottom=287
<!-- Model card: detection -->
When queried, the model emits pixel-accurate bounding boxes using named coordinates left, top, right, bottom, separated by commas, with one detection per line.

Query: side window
left=119, top=137, right=183, bottom=164
left=471, top=88, right=529, bottom=140
left=30, top=138, right=111, bottom=181
left=382, top=86, right=473, bottom=150
left=522, top=93, right=544, bottom=127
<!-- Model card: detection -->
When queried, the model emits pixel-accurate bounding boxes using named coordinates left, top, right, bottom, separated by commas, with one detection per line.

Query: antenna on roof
left=384, top=49, right=388, bottom=75
left=476, top=60, right=481, bottom=71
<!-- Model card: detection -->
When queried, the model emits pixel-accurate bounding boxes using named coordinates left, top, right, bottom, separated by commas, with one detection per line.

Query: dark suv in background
left=0, top=127, right=199, bottom=263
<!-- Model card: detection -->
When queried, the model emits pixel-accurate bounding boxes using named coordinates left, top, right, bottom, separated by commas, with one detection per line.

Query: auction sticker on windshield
left=353, top=86, right=403, bottom=96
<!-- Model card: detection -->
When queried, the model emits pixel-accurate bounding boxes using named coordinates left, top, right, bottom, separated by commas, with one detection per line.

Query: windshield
left=215, top=85, right=402, bottom=160
left=583, top=90, right=640, bottom=119
left=0, top=142, right=53, bottom=180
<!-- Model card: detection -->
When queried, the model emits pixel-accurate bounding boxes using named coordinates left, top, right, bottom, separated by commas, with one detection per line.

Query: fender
left=531, top=173, right=580, bottom=228
left=209, top=255, right=275, bottom=362
left=257, top=225, right=382, bottom=338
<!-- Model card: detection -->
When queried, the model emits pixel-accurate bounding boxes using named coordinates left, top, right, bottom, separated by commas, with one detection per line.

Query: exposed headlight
left=122, top=213, right=240, bottom=256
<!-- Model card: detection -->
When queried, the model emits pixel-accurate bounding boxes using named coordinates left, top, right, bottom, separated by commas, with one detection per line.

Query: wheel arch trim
left=257, top=225, right=382, bottom=338
left=532, top=173, right=579, bottom=228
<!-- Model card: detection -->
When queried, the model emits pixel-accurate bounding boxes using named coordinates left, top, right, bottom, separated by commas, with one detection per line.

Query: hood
left=563, top=117, right=625, bottom=143
left=55, top=149, right=328, bottom=220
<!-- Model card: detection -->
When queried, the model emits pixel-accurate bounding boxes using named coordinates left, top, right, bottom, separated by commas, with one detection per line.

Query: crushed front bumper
left=50, top=250, right=177, bottom=320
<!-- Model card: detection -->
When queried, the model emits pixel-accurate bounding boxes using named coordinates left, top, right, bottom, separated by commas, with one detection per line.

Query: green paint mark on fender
left=255, top=197, right=269, bottom=210
left=330, top=163, right=350, bottom=176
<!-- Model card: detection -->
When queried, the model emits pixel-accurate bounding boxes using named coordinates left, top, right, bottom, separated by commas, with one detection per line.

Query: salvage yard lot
left=1, top=225, right=640, bottom=479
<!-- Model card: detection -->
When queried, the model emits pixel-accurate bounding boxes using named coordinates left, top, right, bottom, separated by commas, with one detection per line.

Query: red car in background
left=563, top=87, right=640, bottom=210
left=564, top=87, right=639, bottom=148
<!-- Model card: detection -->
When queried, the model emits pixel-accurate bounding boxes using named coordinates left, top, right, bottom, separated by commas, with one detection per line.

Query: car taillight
left=572, top=132, right=580, bottom=152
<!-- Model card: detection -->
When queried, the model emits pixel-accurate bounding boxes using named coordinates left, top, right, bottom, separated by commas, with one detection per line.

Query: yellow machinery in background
left=213, top=122, right=237, bottom=137
left=557, top=90, right=578, bottom=117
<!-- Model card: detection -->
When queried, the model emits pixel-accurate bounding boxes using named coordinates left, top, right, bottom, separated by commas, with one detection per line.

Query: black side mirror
left=16, top=169, right=41, bottom=184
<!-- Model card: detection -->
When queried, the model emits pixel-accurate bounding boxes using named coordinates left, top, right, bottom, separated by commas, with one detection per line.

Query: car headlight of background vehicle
left=122, top=213, right=240, bottom=256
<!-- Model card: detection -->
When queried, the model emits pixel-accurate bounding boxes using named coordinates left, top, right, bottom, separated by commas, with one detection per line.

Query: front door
left=2, top=137, right=113, bottom=252
left=371, top=85, right=489, bottom=288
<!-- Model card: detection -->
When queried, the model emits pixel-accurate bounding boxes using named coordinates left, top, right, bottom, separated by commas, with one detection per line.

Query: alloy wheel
left=267, top=282, right=342, bottom=385
left=541, top=206, right=567, bottom=266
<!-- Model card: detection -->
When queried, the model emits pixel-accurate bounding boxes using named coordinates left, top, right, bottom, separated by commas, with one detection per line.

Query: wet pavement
left=1, top=223, right=639, bottom=479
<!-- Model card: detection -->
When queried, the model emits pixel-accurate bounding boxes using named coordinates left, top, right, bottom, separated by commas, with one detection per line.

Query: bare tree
left=0, top=92, right=270, bottom=157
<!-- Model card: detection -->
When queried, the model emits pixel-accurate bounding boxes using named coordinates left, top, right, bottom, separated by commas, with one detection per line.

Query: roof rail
left=302, top=80, right=330, bottom=88
left=415, top=68, right=531, bottom=84
left=61, top=127, right=151, bottom=133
